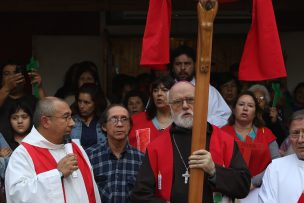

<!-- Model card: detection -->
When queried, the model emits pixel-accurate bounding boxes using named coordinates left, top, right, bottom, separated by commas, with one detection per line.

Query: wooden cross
left=188, top=0, right=218, bottom=203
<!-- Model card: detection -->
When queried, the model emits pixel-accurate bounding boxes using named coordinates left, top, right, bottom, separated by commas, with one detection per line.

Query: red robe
left=129, top=112, right=170, bottom=153
left=147, top=125, right=234, bottom=200
left=221, top=125, right=276, bottom=176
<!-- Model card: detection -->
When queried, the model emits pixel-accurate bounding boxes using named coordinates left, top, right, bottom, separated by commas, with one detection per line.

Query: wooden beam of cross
left=188, top=0, right=218, bottom=203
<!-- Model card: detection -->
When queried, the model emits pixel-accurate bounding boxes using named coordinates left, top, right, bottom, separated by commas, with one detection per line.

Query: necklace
left=172, top=134, right=190, bottom=184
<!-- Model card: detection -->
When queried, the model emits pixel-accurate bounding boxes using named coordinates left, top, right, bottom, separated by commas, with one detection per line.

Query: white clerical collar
left=22, top=126, right=64, bottom=150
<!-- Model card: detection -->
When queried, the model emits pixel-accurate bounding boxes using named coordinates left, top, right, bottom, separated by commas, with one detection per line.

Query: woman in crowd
left=70, top=83, right=107, bottom=149
left=221, top=91, right=280, bottom=197
left=293, top=82, right=304, bottom=111
left=123, top=90, right=147, bottom=116
left=55, top=61, right=107, bottom=106
left=7, top=102, right=33, bottom=150
left=216, top=73, right=239, bottom=109
left=248, top=84, right=287, bottom=146
left=129, top=76, right=175, bottom=153
left=0, top=102, right=33, bottom=179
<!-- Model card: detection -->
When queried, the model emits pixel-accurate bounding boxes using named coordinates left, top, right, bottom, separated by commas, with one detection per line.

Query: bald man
left=131, top=81, right=250, bottom=203
left=5, top=97, right=101, bottom=203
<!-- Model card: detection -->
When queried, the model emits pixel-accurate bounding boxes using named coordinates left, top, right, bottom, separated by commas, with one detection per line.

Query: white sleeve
left=5, top=146, right=64, bottom=203
left=258, top=163, right=278, bottom=203
left=207, top=85, right=231, bottom=127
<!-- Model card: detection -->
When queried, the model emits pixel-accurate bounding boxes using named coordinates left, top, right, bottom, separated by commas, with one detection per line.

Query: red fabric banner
left=239, top=0, right=287, bottom=81
left=140, top=0, right=172, bottom=70
left=140, top=0, right=240, bottom=70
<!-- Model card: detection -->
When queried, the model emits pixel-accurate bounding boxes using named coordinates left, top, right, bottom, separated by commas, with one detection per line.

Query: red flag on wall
left=239, top=0, right=287, bottom=81
left=140, top=0, right=171, bottom=70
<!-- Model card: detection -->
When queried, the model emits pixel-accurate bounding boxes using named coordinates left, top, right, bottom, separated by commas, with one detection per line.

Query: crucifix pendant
left=182, top=170, right=190, bottom=184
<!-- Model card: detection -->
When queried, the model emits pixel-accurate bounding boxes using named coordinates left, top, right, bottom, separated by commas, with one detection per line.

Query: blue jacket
left=70, top=115, right=106, bottom=147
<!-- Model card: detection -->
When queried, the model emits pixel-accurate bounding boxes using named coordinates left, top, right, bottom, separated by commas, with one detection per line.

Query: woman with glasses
left=221, top=91, right=280, bottom=200
left=248, top=84, right=287, bottom=147
left=129, top=76, right=175, bottom=153
left=70, top=83, right=107, bottom=150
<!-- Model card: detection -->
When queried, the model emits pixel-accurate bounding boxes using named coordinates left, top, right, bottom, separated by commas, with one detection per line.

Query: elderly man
left=169, top=45, right=231, bottom=127
left=5, top=97, right=101, bottom=203
left=86, top=104, right=144, bottom=203
left=131, top=81, right=250, bottom=203
left=259, top=109, right=304, bottom=203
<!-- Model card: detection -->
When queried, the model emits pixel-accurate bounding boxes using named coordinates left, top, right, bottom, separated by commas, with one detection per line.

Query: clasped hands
left=57, top=154, right=78, bottom=177
left=188, top=149, right=216, bottom=176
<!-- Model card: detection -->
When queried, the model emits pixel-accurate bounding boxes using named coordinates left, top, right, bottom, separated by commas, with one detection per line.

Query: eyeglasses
left=289, top=129, right=304, bottom=139
left=45, top=114, right=73, bottom=122
left=255, top=96, right=265, bottom=103
left=107, top=116, right=130, bottom=125
left=169, top=97, right=195, bottom=108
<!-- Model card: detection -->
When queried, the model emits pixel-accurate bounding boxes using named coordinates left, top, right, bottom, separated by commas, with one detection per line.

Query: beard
left=171, top=109, right=194, bottom=129
left=175, top=71, right=195, bottom=82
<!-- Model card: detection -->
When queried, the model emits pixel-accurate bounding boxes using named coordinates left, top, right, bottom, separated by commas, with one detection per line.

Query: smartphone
left=15, top=65, right=24, bottom=74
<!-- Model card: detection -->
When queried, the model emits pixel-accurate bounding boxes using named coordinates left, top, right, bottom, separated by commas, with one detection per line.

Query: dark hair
left=123, top=90, right=148, bottom=110
left=99, top=104, right=133, bottom=134
left=294, top=82, right=304, bottom=101
left=169, top=45, right=196, bottom=77
left=8, top=102, right=33, bottom=149
left=110, top=74, right=136, bottom=104
left=74, top=61, right=101, bottom=89
left=216, top=72, right=239, bottom=92
left=54, top=63, right=80, bottom=98
left=146, top=76, right=175, bottom=120
left=228, top=91, right=265, bottom=127
left=74, top=83, right=107, bottom=118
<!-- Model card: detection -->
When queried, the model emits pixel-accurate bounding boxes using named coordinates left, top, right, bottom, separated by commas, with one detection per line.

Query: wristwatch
left=58, top=169, right=64, bottom=179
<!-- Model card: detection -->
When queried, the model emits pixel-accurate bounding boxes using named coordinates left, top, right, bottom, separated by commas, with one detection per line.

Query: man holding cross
left=131, top=81, right=250, bottom=203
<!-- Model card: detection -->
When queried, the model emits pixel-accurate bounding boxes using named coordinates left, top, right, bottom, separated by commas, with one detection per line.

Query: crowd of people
left=0, top=45, right=304, bottom=203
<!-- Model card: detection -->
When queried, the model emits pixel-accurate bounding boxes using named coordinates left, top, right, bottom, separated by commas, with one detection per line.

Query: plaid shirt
left=86, top=140, right=144, bottom=203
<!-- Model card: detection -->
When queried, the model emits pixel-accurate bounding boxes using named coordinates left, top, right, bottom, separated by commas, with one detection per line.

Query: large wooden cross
left=188, top=0, right=218, bottom=202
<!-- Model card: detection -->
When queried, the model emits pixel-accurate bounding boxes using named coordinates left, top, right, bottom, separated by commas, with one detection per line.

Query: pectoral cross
left=182, top=170, right=190, bottom=184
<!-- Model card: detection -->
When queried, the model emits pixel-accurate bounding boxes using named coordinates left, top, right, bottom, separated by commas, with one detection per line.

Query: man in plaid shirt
left=86, top=104, right=144, bottom=203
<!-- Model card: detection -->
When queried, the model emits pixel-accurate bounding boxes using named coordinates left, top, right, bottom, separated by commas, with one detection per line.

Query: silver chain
left=172, top=134, right=189, bottom=171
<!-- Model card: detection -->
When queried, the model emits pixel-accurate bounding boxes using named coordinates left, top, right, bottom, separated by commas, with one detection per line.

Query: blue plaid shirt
left=86, top=140, right=144, bottom=203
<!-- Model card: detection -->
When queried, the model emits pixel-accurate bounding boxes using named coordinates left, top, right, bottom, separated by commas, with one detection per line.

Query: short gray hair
left=290, top=109, right=304, bottom=122
left=33, top=97, right=63, bottom=128
left=248, top=84, right=271, bottom=104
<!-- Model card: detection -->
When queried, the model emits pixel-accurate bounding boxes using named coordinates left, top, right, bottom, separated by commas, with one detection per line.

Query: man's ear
left=40, top=116, right=50, bottom=129
left=101, top=124, right=107, bottom=133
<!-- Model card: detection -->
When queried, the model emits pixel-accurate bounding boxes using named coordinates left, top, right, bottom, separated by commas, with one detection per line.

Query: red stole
left=147, top=125, right=235, bottom=200
left=129, top=112, right=170, bottom=153
left=221, top=125, right=276, bottom=176
left=22, top=142, right=96, bottom=203
left=298, top=193, right=304, bottom=203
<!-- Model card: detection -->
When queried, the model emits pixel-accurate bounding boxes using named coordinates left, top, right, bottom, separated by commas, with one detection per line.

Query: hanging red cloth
left=239, top=0, right=287, bottom=81
left=140, top=0, right=240, bottom=70
left=140, top=0, right=171, bottom=70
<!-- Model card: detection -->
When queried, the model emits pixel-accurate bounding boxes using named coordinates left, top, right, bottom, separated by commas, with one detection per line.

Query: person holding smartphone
left=0, top=61, right=45, bottom=144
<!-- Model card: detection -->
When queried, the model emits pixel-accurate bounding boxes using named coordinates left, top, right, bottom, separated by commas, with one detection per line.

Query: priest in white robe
left=259, top=109, right=304, bottom=203
left=5, top=97, right=101, bottom=203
